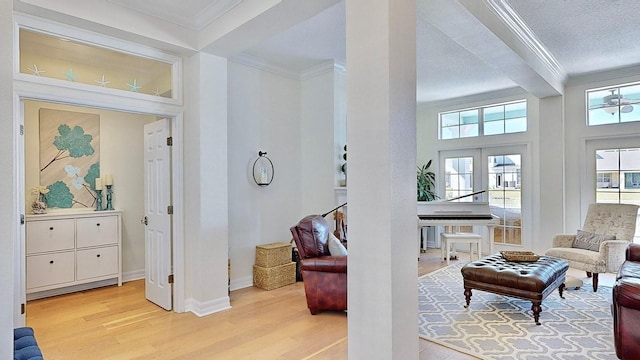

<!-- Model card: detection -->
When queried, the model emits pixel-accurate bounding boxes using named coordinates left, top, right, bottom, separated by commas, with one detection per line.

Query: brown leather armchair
left=613, top=243, right=640, bottom=359
left=290, top=215, right=347, bottom=315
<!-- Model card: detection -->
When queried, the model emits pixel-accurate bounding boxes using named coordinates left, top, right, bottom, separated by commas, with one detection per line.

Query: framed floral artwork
left=39, top=108, right=100, bottom=208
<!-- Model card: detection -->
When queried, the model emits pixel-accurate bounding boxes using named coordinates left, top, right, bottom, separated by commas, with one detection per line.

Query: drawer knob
left=49, top=227, right=54, bottom=230
left=49, top=260, right=54, bottom=264
left=96, top=254, right=101, bottom=258
left=96, top=223, right=100, bottom=226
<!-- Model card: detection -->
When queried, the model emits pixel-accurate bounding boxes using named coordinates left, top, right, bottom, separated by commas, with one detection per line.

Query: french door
left=440, top=145, right=527, bottom=248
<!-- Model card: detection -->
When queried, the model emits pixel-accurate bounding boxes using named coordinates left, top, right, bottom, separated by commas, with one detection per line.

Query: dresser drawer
left=76, top=216, right=118, bottom=248
left=26, top=219, right=75, bottom=254
left=76, top=246, right=119, bottom=280
left=26, top=251, right=75, bottom=289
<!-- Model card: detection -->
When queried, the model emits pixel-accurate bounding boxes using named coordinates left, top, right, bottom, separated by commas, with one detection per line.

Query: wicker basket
left=255, top=242, right=291, bottom=268
left=253, top=262, right=296, bottom=290
left=500, top=251, right=540, bottom=262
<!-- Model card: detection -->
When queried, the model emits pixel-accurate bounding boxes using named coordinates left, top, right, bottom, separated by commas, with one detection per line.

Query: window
left=439, top=100, right=526, bottom=139
left=440, top=148, right=525, bottom=247
left=587, top=83, right=640, bottom=126
left=596, top=148, right=640, bottom=204
left=444, top=157, right=473, bottom=200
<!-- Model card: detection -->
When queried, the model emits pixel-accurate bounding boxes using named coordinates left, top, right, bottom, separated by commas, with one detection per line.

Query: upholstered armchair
left=290, top=215, right=347, bottom=315
left=545, top=203, right=639, bottom=291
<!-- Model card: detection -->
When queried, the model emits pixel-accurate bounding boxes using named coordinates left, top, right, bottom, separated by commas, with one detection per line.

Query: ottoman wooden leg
left=464, top=288, right=472, bottom=308
left=558, top=283, right=565, bottom=299
left=531, top=302, right=542, bottom=325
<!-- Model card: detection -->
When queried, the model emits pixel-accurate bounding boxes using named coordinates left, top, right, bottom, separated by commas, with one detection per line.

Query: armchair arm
left=552, top=234, right=575, bottom=248
left=626, top=243, right=640, bottom=262
left=301, top=256, right=347, bottom=273
left=602, top=240, right=632, bottom=273
left=614, top=277, right=640, bottom=311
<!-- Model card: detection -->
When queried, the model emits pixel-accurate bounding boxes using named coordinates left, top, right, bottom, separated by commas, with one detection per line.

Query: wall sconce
left=253, top=151, right=274, bottom=186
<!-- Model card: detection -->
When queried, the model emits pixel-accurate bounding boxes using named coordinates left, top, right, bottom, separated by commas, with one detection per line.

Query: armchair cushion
left=328, top=233, right=348, bottom=256
left=572, top=229, right=616, bottom=252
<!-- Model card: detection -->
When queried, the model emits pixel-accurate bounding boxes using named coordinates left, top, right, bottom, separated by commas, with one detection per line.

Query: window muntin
left=19, top=29, right=174, bottom=98
left=439, top=100, right=526, bottom=139
left=587, top=84, right=640, bottom=126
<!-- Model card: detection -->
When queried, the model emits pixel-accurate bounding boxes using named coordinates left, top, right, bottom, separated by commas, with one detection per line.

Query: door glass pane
left=596, top=148, right=640, bottom=205
left=488, top=154, right=522, bottom=245
left=445, top=157, right=473, bottom=201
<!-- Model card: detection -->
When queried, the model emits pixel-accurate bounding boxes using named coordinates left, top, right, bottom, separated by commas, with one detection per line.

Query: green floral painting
left=39, top=108, right=100, bottom=208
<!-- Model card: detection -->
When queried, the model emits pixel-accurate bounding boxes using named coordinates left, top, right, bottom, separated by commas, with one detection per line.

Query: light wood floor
left=26, top=249, right=479, bottom=360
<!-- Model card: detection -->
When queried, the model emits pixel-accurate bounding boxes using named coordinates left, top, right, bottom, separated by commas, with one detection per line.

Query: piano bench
left=440, top=232, right=482, bottom=265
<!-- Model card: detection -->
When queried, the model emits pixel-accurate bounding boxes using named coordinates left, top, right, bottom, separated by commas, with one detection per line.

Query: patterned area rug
left=418, top=264, right=616, bottom=360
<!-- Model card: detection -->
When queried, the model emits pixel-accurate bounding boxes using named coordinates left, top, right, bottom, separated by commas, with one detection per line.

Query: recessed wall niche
left=19, top=29, right=173, bottom=98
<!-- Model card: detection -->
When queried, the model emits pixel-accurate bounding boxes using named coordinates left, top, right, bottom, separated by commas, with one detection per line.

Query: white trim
left=13, top=80, right=186, bottom=314
left=184, top=296, right=232, bottom=317
left=485, top=0, right=566, bottom=82
left=229, top=54, right=300, bottom=80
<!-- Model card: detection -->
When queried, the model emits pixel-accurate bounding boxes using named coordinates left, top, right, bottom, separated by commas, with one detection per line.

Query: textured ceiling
left=63, top=0, right=640, bottom=104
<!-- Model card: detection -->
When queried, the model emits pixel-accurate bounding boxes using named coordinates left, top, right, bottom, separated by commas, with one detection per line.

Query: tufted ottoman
left=461, top=253, right=569, bottom=325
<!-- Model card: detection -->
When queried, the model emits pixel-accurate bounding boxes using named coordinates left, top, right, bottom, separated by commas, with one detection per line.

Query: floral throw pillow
left=572, top=229, right=616, bottom=252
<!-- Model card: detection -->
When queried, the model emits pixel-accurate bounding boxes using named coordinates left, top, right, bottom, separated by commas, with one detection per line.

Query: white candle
left=104, top=174, right=113, bottom=186
left=95, top=178, right=103, bottom=190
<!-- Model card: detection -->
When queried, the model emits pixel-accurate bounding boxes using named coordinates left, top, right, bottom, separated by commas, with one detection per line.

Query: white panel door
left=144, top=118, right=172, bottom=310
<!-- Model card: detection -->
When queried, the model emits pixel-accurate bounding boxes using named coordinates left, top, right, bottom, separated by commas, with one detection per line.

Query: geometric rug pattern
left=418, top=264, right=617, bottom=360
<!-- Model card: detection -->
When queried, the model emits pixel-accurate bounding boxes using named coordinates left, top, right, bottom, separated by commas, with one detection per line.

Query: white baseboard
left=230, top=275, right=253, bottom=291
left=185, top=296, right=231, bottom=317
left=27, top=279, right=119, bottom=300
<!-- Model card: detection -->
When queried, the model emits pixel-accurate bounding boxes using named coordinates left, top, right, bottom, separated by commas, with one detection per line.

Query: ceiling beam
left=425, top=0, right=566, bottom=99
left=198, top=0, right=341, bottom=57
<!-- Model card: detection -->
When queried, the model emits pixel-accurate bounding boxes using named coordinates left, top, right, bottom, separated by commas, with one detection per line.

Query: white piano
left=417, top=198, right=500, bottom=256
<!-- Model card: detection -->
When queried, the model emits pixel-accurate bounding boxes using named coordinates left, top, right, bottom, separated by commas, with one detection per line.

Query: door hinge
left=20, top=214, right=25, bottom=225
left=167, top=205, right=173, bottom=215
left=20, top=125, right=24, bottom=136
left=166, top=137, right=173, bottom=146
left=168, top=274, right=174, bottom=284
left=21, top=303, right=25, bottom=315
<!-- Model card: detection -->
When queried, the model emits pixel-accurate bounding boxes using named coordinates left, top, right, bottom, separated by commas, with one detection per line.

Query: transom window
left=587, top=83, right=640, bottom=126
left=439, top=100, right=527, bottom=140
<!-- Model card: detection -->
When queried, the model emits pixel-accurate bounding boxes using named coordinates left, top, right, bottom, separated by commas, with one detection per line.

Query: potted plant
left=417, top=159, right=438, bottom=202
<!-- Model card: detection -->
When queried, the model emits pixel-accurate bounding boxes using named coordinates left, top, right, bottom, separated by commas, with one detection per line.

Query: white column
left=346, top=0, right=418, bottom=359
left=2, top=0, right=15, bottom=356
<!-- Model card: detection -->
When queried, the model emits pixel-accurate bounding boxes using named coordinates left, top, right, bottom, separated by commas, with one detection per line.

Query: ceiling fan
left=602, top=89, right=634, bottom=114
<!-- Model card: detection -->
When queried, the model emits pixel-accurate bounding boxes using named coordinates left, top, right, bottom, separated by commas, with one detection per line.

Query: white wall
left=23, top=101, right=154, bottom=276
left=564, top=71, right=640, bottom=230
left=227, top=61, right=302, bottom=289
left=2, top=0, right=15, bottom=356
left=301, top=65, right=341, bottom=216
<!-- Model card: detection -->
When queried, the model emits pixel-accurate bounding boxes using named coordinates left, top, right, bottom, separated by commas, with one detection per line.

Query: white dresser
left=25, top=210, right=122, bottom=297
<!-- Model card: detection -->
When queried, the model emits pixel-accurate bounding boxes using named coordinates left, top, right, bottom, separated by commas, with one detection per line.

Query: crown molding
left=228, top=54, right=300, bottom=80
left=300, top=60, right=345, bottom=81
left=485, top=0, right=566, bottom=82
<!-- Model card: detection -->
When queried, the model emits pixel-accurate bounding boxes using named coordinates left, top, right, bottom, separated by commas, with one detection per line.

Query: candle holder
left=95, top=189, right=103, bottom=211
left=105, top=185, right=114, bottom=210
